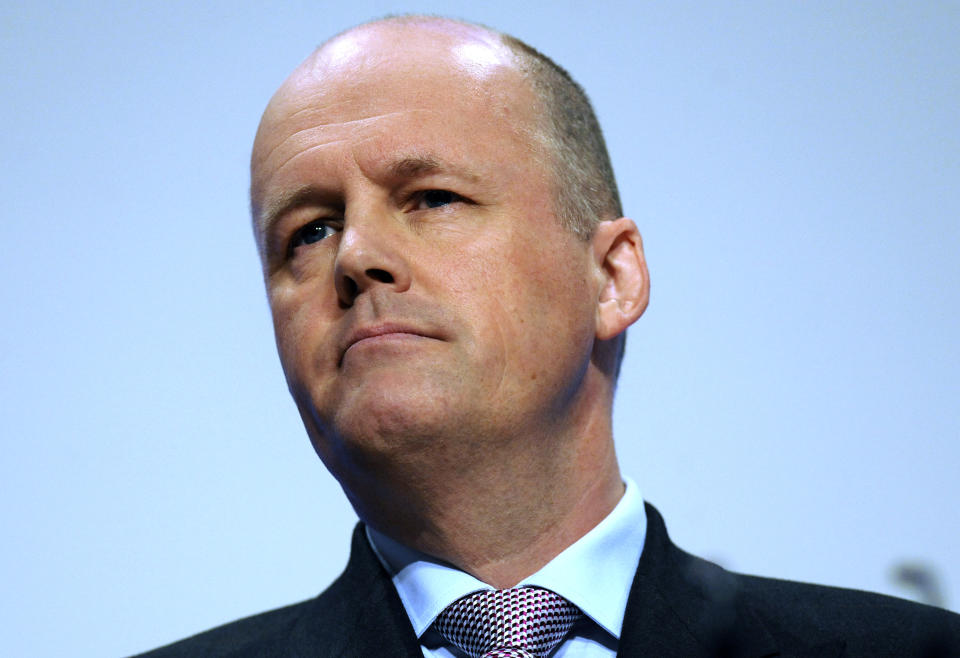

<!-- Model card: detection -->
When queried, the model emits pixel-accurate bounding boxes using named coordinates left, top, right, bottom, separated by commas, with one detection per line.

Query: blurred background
left=1, top=2, right=957, bottom=655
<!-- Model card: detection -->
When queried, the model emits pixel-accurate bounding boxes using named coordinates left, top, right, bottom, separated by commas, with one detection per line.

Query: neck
left=445, top=459, right=624, bottom=588
left=350, top=416, right=624, bottom=588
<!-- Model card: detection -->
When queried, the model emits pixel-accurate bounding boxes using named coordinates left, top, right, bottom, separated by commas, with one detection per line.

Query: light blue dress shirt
left=367, top=477, right=647, bottom=657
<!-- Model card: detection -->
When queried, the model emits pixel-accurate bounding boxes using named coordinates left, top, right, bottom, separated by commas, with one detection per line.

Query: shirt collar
left=367, top=476, right=646, bottom=640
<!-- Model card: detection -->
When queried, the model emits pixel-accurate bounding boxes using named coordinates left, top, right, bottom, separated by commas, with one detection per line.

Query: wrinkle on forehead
left=251, top=106, right=445, bottom=209
left=256, top=111, right=417, bottom=177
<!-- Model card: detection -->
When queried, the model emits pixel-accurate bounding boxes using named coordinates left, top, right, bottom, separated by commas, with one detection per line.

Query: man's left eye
left=418, top=190, right=461, bottom=209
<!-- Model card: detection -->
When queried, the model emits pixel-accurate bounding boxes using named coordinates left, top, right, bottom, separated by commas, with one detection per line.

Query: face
left=251, top=23, right=603, bottom=485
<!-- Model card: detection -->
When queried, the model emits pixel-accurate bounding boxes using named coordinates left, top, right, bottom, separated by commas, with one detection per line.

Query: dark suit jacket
left=136, top=504, right=960, bottom=657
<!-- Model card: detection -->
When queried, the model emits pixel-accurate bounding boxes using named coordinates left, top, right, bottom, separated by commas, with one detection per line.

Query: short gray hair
left=500, top=35, right=623, bottom=240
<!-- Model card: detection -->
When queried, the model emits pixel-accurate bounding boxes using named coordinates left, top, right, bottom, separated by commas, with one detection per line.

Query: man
left=140, top=15, right=959, bottom=657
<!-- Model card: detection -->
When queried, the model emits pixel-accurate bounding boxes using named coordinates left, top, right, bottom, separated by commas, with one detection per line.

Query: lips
left=338, top=323, right=437, bottom=366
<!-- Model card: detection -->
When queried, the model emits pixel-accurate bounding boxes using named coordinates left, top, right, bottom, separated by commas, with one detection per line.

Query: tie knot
left=434, top=587, right=581, bottom=658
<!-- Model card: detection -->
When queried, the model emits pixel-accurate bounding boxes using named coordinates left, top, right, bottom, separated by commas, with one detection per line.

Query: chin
left=324, top=380, right=465, bottom=451
left=303, top=393, right=464, bottom=502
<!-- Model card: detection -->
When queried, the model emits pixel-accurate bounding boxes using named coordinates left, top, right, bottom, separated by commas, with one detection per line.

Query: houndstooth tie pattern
left=434, top=587, right=581, bottom=658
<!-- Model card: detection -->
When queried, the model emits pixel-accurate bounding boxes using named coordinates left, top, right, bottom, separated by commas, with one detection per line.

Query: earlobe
left=592, top=218, right=650, bottom=340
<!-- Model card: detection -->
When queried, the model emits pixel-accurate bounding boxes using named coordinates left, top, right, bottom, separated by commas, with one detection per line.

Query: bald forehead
left=255, top=18, right=536, bottom=153
left=313, top=18, right=514, bottom=76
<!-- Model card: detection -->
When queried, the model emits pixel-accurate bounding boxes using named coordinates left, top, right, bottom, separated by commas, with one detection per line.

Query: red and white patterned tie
left=434, top=586, right=581, bottom=658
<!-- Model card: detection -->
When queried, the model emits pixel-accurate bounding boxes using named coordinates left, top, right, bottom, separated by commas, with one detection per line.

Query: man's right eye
left=288, top=220, right=340, bottom=254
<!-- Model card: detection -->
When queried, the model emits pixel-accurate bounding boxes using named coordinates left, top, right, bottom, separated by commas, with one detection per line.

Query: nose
left=333, top=217, right=412, bottom=307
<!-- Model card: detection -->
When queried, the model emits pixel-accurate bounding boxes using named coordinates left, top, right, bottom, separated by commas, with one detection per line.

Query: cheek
left=510, top=245, right=595, bottom=362
left=451, top=240, right=592, bottom=373
left=268, top=279, right=336, bottom=375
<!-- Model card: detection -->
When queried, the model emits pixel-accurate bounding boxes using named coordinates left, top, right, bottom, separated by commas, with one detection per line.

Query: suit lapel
left=288, top=524, right=423, bottom=657
left=617, top=504, right=779, bottom=658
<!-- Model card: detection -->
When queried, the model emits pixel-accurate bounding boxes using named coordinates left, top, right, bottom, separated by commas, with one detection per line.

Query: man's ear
left=591, top=218, right=650, bottom=340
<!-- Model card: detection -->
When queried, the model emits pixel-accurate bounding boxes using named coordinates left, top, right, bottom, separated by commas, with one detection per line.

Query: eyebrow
left=387, top=152, right=484, bottom=190
left=257, top=185, right=331, bottom=238
left=255, top=154, right=481, bottom=244
left=390, top=155, right=441, bottom=179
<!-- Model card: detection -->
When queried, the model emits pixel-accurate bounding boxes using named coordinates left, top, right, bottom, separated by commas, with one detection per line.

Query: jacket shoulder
left=130, top=597, right=316, bottom=658
left=736, top=573, right=960, bottom=655
left=131, top=525, right=401, bottom=658
left=629, top=503, right=960, bottom=657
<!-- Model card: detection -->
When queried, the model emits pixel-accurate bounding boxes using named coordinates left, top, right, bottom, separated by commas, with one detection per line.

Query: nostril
left=342, top=277, right=359, bottom=301
left=366, top=268, right=394, bottom=284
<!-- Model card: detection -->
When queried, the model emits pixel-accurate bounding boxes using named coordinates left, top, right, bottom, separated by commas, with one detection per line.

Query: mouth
left=339, top=323, right=438, bottom=366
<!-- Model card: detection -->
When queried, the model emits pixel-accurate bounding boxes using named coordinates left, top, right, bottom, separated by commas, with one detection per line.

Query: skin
left=250, top=18, right=650, bottom=587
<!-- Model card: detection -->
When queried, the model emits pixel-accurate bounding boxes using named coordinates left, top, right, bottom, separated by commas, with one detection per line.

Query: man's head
left=249, top=16, right=648, bottom=541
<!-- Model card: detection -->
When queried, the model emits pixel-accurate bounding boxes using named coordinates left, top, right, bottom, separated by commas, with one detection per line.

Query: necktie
left=434, top=586, right=581, bottom=658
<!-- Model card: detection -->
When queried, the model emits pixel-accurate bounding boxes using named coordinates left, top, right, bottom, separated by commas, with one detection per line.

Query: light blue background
left=2, top=2, right=957, bottom=656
